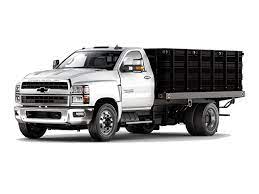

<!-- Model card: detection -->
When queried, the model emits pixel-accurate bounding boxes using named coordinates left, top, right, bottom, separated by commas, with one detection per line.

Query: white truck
left=15, top=46, right=244, bottom=141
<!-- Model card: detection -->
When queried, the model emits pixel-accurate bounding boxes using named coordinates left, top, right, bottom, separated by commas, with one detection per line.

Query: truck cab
left=15, top=47, right=156, bottom=141
left=15, top=46, right=244, bottom=141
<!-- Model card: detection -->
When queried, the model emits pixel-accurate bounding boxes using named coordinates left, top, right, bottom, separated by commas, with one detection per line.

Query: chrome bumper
left=14, top=106, right=94, bottom=125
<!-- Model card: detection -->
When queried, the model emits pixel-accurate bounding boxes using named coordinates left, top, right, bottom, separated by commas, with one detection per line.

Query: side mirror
left=120, top=64, right=145, bottom=73
left=121, top=58, right=144, bottom=72
left=53, top=60, right=59, bottom=69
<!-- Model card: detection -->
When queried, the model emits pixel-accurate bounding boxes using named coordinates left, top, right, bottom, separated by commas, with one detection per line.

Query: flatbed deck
left=158, top=91, right=245, bottom=100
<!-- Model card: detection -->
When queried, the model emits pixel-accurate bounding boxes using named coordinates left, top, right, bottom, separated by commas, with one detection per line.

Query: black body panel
left=145, top=49, right=243, bottom=98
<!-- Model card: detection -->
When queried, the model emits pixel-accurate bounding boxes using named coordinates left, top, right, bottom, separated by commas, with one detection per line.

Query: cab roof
left=77, top=46, right=142, bottom=52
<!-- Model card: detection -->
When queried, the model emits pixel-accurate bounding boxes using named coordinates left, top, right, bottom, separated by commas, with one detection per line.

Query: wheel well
left=94, top=98, right=118, bottom=114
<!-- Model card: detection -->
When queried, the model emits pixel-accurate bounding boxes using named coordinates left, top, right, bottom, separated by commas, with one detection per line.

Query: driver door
left=119, top=50, right=154, bottom=110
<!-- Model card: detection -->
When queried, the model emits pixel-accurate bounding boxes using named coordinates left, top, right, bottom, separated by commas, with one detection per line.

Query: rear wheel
left=126, top=123, right=159, bottom=134
left=184, top=104, right=198, bottom=136
left=19, top=123, right=47, bottom=139
left=88, top=103, right=118, bottom=141
left=185, top=103, right=219, bottom=136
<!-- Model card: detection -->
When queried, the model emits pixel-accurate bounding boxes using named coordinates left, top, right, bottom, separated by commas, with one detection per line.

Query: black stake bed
left=145, top=48, right=243, bottom=100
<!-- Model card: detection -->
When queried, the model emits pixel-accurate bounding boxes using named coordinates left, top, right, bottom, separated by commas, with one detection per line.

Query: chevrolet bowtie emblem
left=37, top=87, right=48, bottom=93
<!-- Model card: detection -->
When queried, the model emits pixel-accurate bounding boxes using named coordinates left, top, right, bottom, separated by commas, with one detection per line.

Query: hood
left=24, top=68, right=120, bottom=84
left=25, top=68, right=104, bottom=80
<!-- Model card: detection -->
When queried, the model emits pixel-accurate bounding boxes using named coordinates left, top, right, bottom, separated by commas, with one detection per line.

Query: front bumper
left=14, top=106, right=94, bottom=125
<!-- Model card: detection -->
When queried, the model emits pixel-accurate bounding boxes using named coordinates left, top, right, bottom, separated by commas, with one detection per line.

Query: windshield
left=58, top=51, right=122, bottom=70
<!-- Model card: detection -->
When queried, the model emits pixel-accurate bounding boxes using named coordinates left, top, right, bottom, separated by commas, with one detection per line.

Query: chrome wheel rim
left=99, top=110, right=114, bottom=135
left=205, top=108, right=216, bottom=131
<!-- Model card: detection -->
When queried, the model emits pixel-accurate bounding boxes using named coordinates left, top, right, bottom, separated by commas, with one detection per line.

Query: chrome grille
left=21, top=82, right=68, bottom=89
left=21, top=95, right=68, bottom=104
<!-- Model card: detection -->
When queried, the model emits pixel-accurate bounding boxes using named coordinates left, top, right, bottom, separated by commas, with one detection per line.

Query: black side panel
left=145, top=49, right=243, bottom=97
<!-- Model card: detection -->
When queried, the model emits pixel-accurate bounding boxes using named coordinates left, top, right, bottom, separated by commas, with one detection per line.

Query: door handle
left=144, top=76, right=151, bottom=79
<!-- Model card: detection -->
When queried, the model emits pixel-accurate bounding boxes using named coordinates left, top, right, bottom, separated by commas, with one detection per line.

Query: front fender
left=75, top=80, right=122, bottom=120
left=87, top=81, right=121, bottom=105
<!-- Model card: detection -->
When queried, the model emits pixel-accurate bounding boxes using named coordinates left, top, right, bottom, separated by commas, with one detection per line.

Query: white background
left=0, top=0, right=258, bottom=193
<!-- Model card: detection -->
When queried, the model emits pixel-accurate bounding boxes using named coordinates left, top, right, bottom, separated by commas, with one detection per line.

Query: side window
left=121, top=51, right=144, bottom=72
left=123, top=51, right=143, bottom=66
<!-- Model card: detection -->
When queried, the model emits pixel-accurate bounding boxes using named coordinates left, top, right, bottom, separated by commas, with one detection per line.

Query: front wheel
left=88, top=103, right=118, bottom=141
left=19, top=123, right=47, bottom=139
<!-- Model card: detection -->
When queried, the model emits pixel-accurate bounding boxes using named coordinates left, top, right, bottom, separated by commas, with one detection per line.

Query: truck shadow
left=17, top=130, right=230, bottom=143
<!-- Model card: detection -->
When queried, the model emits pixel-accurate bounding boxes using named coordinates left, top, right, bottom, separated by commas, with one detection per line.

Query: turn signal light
left=83, top=95, right=90, bottom=104
left=134, top=65, right=145, bottom=72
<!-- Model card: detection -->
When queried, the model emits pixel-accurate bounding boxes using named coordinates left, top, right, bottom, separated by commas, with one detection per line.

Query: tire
left=19, top=123, right=47, bottom=139
left=88, top=103, right=118, bottom=141
left=126, top=123, right=159, bottom=134
left=116, top=122, right=121, bottom=132
left=186, top=103, right=219, bottom=136
left=184, top=104, right=198, bottom=136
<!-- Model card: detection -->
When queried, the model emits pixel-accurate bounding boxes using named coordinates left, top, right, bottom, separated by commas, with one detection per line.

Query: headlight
left=72, top=96, right=83, bottom=103
left=72, top=95, right=90, bottom=104
left=71, top=86, right=83, bottom=94
left=15, top=84, right=20, bottom=93
left=83, top=86, right=90, bottom=94
left=71, top=85, right=90, bottom=94
left=71, top=85, right=90, bottom=104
